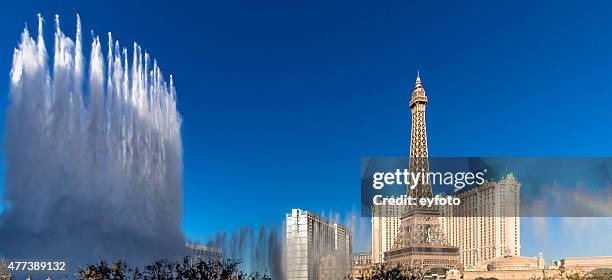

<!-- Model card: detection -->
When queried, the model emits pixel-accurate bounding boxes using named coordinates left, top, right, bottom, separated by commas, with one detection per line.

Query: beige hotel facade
left=370, top=205, right=401, bottom=263
left=440, top=173, right=521, bottom=268
left=371, top=173, right=521, bottom=267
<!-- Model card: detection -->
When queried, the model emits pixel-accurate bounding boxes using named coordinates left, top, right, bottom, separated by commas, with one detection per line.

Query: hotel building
left=370, top=205, right=402, bottom=263
left=440, top=173, right=521, bottom=268
left=286, top=208, right=353, bottom=280
left=352, top=252, right=373, bottom=266
left=185, top=241, right=223, bottom=265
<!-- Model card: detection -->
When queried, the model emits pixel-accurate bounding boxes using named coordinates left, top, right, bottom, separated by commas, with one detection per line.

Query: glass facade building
left=286, top=209, right=352, bottom=280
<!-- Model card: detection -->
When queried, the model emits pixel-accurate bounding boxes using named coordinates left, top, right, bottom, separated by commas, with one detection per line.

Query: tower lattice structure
left=384, top=73, right=461, bottom=273
left=407, top=72, right=432, bottom=202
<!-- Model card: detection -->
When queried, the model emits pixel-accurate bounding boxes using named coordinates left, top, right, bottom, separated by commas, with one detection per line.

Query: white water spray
left=1, top=14, right=184, bottom=264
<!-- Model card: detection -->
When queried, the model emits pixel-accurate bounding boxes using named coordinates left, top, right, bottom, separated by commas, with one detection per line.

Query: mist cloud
left=205, top=225, right=284, bottom=279
left=0, top=14, right=185, bottom=265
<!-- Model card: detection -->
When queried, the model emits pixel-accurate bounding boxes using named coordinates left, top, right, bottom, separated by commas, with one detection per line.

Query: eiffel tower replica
left=384, top=73, right=461, bottom=273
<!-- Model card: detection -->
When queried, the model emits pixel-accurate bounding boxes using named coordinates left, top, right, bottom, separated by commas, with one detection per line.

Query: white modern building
left=286, top=208, right=353, bottom=280
left=352, top=252, right=373, bottom=266
left=185, top=241, right=223, bottom=265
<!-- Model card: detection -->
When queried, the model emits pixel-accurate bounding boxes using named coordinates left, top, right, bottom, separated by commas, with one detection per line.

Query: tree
left=78, top=260, right=130, bottom=280
left=0, top=259, right=13, bottom=280
left=76, top=257, right=270, bottom=280
left=355, top=263, right=423, bottom=280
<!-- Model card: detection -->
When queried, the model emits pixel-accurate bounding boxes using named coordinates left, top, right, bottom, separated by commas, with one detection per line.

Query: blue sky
left=1, top=0, right=612, bottom=263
